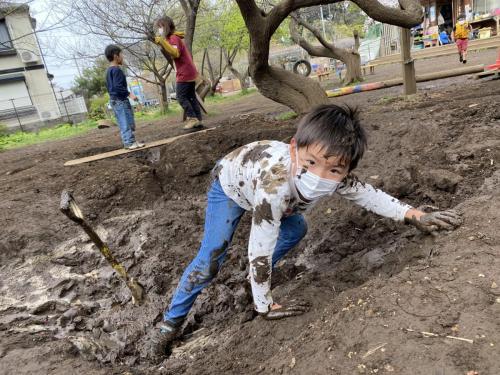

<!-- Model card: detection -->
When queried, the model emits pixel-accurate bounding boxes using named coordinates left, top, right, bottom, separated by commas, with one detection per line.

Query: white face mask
left=293, top=147, right=340, bottom=201
left=158, top=27, right=164, bottom=36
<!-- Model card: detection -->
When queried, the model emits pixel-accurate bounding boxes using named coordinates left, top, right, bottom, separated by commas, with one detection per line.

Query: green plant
left=134, top=102, right=182, bottom=121
left=0, top=123, right=8, bottom=136
left=377, top=95, right=401, bottom=105
left=205, top=88, right=257, bottom=104
left=276, top=111, right=297, bottom=121
left=72, top=57, right=109, bottom=99
left=0, top=120, right=98, bottom=151
left=89, top=94, right=110, bottom=121
left=345, top=79, right=364, bottom=87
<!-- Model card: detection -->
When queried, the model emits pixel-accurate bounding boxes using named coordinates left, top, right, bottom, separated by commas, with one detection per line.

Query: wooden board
left=196, top=92, right=208, bottom=114
left=64, top=127, right=216, bottom=166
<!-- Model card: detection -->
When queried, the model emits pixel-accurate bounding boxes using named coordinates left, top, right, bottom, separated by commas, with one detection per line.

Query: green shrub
left=0, top=123, right=8, bottom=136
left=89, top=94, right=110, bottom=120
left=0, top=120, right=97, bottom=151
left=276, top=111, right=297, bottom=121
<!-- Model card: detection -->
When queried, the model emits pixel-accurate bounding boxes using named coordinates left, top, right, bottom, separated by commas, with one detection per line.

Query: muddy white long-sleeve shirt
left=217, top=140, right=412, bottom=313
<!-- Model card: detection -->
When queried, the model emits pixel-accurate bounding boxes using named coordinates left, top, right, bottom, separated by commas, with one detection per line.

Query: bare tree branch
left=289, top=14, right=338, bottom=57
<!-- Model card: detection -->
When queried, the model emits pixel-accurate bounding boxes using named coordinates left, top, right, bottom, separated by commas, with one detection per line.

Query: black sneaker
left=459, top=53, right=463, bottom=62
left=463, top=60, right=467, bottom=64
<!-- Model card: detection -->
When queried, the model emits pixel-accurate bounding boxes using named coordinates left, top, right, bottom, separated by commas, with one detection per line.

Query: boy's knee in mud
left=183, top=241, right=229, bottom=292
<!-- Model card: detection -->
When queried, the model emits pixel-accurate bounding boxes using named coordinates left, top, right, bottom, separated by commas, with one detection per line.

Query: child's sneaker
left=145, top=320, right=183, bottom=359
left=183, top=117, right=200, bottom=130
left=463, top=59, right=467, bottom=64
left=125, top=141, right=145, bottom=150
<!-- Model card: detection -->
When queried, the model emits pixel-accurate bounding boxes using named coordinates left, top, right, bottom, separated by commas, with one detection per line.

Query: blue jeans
left=111, top=99, right=135, bottom=146
left=164, top=179, right=307, bottom=324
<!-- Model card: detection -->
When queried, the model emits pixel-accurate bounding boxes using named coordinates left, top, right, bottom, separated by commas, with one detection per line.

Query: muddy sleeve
left=337, top=181, right=412, bottom=221
left=248, top=192, right=287, bottom=313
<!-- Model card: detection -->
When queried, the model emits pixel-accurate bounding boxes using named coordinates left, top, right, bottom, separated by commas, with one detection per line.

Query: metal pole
left=60, top=89, right=72, bottom=124
left=319, top=5, right=326, bottom=39
left=11, top=99, right=24, bottom=132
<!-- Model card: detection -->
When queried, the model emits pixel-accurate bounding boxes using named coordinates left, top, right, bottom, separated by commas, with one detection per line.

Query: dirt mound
left=1, top=80, right=499, bottom=374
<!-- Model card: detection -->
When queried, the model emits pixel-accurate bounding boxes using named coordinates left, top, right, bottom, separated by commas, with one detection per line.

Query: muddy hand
left=410, top=210, right=462, bottom=233
left=260, top=300, right=310, bottom=320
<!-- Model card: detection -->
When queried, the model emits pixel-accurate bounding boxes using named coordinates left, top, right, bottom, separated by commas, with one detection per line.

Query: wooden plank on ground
left=64, top=127, right=216, bottom=166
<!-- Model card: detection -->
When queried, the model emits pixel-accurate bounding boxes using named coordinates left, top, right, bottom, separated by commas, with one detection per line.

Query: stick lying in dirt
left=403, top=328, right=473, bottom=344
left=362, top=342, right=387, bottom=358
left=59, top=190, right=145, bottom=305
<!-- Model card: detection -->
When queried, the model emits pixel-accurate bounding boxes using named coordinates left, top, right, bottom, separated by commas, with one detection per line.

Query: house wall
left=0, top=6, right=61, bottom=130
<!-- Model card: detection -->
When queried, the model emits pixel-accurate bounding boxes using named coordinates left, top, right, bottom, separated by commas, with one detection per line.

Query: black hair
left=294, top=104, right=367, bottom=171
left=155, top=16, right=175, bottom=36
left=104, top=44, right=122, bottom=62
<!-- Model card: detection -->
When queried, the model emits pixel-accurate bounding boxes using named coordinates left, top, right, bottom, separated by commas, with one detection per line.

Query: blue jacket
left=106, top=66, right=129, bottom=101
left=440, top=31, right=451, bottom=45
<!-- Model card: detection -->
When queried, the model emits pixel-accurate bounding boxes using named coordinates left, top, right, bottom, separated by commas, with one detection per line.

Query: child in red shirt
left=154, top=16, right=203, bottom=130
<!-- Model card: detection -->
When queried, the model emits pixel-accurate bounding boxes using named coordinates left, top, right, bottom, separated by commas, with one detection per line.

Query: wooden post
left=400, top=27, right=417, bottom=95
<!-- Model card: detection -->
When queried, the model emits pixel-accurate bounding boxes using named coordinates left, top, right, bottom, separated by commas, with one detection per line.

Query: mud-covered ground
left=1, top=68, right=499, bottom=374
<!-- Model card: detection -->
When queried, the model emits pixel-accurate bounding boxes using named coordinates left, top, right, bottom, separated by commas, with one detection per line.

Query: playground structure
left=269, top=46, right=312, bottom=77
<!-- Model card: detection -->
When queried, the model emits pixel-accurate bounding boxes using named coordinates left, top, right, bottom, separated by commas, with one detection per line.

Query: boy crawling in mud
left=150, top=104, right=461, bottom=356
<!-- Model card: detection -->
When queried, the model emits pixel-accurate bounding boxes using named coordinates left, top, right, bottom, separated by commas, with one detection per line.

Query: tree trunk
left=224, top=49, right=249, bottom=93
left=244, top=11, right=328, bottom=113
left=179, top=0, right=200, bottom=53
left=235, top=0, right=422, bottom=114
left=229, top=64, right=249, bottom=92
left=354, top=30, right=360, bottom=51
left=343, top=51, right=362, bottom=84
left=159, top=82, right=169, bottom=113
left=184, top=14, right=196, bottom=53
left=204, top=49, right=216, bottom=95
left=201, top=49, right=207, bottom=76
left=253, top=65, right=329, bottom=114
left=289, top=16, right=362, bottom=85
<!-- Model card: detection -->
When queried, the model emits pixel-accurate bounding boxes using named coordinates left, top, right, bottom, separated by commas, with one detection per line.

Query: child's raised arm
left=154, top=36, right=180, bottom=59
left=337, top=175, right=462, bottom=232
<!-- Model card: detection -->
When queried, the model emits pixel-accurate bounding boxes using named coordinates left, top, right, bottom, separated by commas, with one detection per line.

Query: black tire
left=293, top=60, right=311, bottom=77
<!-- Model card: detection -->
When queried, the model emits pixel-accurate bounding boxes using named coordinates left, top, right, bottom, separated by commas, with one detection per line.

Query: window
left=0, top=80, right=32, bottom=111
left=0, top=19, right=14, bottom=51
left=473, top=0, right=500, bottom=15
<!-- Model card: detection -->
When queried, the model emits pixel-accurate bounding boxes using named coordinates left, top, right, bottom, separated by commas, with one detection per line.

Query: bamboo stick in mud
left=59, top=190, right=145, bottom=305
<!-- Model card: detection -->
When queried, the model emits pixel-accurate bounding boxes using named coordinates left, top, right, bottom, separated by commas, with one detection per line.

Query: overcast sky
left=30, top=0, right=81, bottom=89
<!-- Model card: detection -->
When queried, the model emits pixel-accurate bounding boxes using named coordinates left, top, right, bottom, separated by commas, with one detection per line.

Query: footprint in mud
left=395, top=282, right=451, bottom=318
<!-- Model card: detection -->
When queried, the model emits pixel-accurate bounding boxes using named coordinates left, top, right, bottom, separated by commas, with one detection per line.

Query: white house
left=0, top=3, right=86, bottom=131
